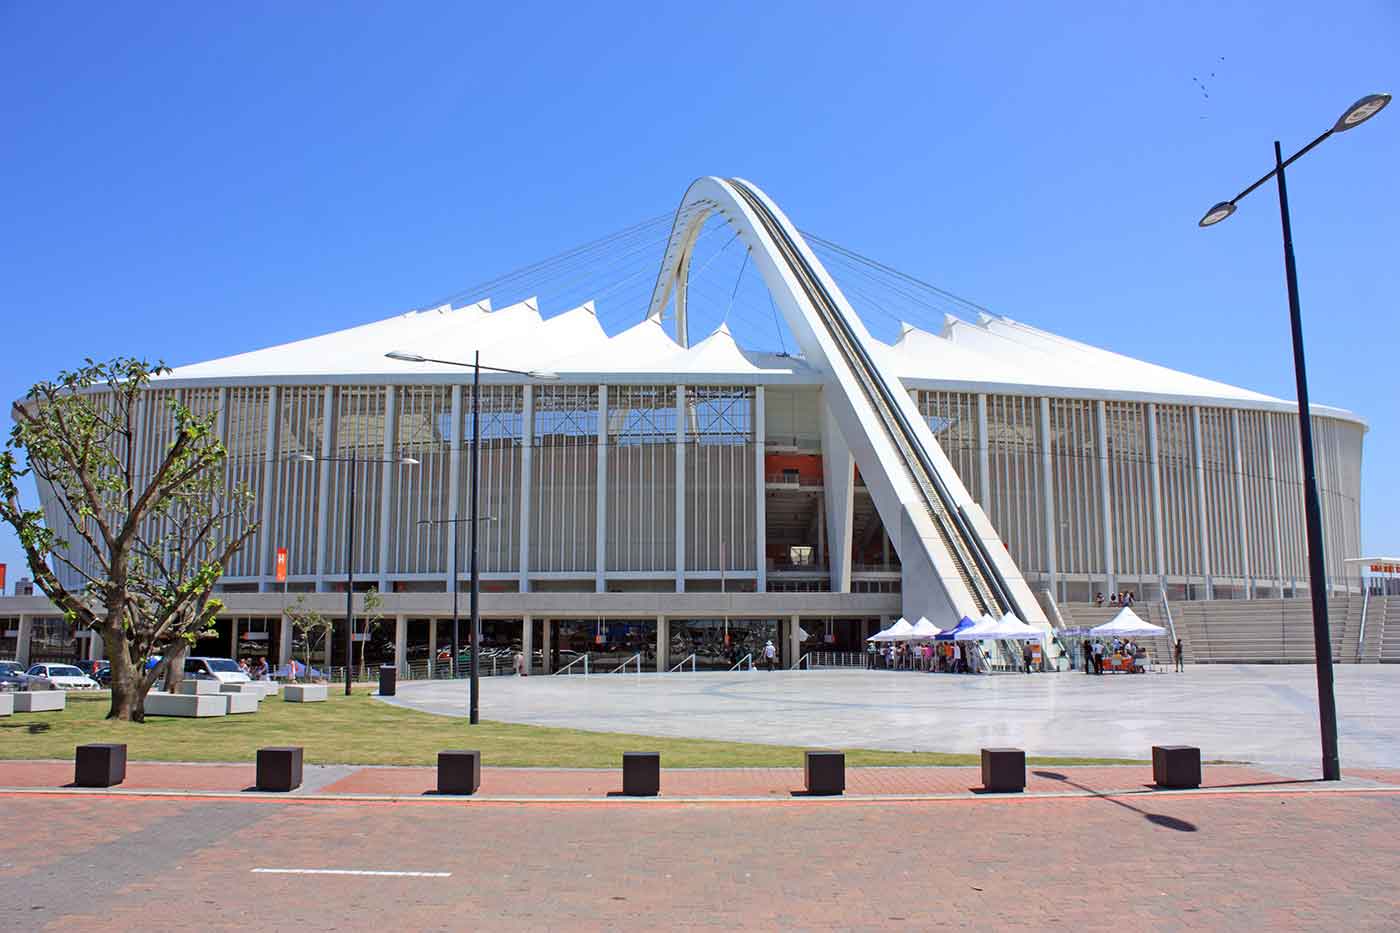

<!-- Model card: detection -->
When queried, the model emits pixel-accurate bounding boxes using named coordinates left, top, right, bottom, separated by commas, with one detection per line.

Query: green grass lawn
left=1, top=690, right=1137, bottom=768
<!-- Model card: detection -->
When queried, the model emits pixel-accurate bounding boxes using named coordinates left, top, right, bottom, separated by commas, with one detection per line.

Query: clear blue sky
left=1, top=1, right=1396, bottom=586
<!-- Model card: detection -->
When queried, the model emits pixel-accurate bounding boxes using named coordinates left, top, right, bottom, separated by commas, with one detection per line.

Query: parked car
left=183, top=657, right=251, bottom=685
left=0, top=660, right=47, bottom=691
left=73, top=659, right=111, bottom=685
left=26, top=663, right=100, bottom=690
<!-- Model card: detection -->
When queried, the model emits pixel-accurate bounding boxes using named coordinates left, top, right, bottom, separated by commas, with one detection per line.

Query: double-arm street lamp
left=1199, top=92, right=1389, bottom=781
left=386, top=349, right=558, bottom=724
left=290, top=450, right=419, bottom=696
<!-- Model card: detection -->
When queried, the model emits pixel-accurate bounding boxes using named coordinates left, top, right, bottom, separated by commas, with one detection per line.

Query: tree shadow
left=1032, top=770, right=1198, bottom=832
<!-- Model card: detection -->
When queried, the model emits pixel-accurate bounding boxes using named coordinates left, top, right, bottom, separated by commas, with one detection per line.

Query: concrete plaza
left=386, top=664, right=1400, bottom=772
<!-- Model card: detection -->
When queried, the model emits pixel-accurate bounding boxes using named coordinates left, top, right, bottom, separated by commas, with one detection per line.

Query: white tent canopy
left=909, top=617, right=942, bottom=640
left=954, top=616, right=1004, bottom=641
left=1089, top=607, right=1166, bottom=637
left=991, top=613, right=1044, bottom=641
left=868, top=618, right=915, bottom=642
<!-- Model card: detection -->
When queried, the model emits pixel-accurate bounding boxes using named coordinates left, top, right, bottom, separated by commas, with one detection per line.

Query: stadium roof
left=160, top=297, right=1360, bottom=423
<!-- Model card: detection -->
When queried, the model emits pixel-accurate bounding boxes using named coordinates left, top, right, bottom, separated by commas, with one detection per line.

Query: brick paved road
left=3, top=791, right=1397, bottom=930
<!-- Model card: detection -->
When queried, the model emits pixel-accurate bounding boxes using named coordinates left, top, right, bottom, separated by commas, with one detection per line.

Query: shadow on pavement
left=1033, top=770, right=1198, bottom=832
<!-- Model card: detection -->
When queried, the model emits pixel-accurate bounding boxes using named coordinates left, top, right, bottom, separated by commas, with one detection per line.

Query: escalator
left=724, top=178, right=1028, bottom=623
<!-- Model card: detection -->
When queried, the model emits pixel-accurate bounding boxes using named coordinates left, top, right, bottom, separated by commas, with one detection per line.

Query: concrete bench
left=221, top=683, right=269, bottom=701
left=622, top=752, right=660, bottom=797
left=14, top=690, right=66, bottom=713
left=284, top=684, right=328, bottom=703
left=144, top=692, right=227, bottom=718
left=221, top=692, right=259, bottom=715
left=0, top=693, right=13, bottom=716
left=177, top=679, right=224, bottom=695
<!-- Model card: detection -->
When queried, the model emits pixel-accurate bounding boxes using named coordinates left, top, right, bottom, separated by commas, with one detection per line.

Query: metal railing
left=727, top=653, right=754, bottom=672
left=1160, top=581, right=1180, bottom=647
left=668, top=653, right=696, bottom=673
left=610, top=653, right=642, bottom=674
left=798, top=651, right=866, bottom=669
left=1358, top=583, right=1371, bottom=662
left=554, top=653, right=590, bottom=676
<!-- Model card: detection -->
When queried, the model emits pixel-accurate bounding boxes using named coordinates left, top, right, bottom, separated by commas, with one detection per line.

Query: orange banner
left=275, top=548, right=288, bottom=583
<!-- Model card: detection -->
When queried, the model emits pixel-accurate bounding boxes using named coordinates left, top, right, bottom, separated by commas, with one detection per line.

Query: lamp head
left=398, top=455, right=420, bottom=466
left=385, top=350, right=427, bottom=363
left=1334, top=93, right=1390, bottom=132
left=289, top=453, right=316, bottom=462
left=530, top=370, right=560, bottom=380
left=1198, top=201, right=1236, bottom=227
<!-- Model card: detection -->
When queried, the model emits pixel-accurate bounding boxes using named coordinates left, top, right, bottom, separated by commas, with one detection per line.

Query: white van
left=184, top=657, right=251, bottom=684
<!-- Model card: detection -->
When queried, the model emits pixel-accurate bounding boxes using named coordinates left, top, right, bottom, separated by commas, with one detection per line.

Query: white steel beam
left=754, top=386, right=767, bottom=592
left=377, top=384, right=397, bottom=591
left=1039, top=397, right=1057, bottom=598
left=1230, top=410, right=1253, bottom=598
left=518, top=385, right=534, bottom=593
left=1095, top=400, right=1115, bottom=595
left=596, top=384, right=608, bottom=593
left=1190, top=406, right=1213, bottom=599
left=313, top=385, right=336, bottom=590
left=447, top=385, right=462, bottom=595
left=675, top=384, right=686, bottom=593
left=257, top=386, right=280, bottom=590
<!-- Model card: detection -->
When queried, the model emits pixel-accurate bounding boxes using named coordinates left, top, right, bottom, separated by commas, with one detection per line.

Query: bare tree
left=0, top=357, right=257, bottom=720
left=286, top=595, right=332, bottom=683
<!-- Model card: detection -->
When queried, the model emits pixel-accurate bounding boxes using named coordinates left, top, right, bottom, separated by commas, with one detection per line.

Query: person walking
left=866, top=639, right=877, bottom=669
left=1082, top=640, right=1092, bottom=674
left=763, top=639, right=777, bottom=672
left=1174, top=638, right=1184, bottom=673
left=1092, top=639, right=1104, bottom=675
left=254, top=656, right=269, bottom=681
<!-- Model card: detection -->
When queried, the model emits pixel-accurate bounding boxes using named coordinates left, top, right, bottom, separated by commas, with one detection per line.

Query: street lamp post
left=1199, top=92, right=1389, bottom=781
left=291, top=450, right=419, bottom=696
left=387, top=349, right=557, bottom=724
left=418, top=514, right=495, bottom=699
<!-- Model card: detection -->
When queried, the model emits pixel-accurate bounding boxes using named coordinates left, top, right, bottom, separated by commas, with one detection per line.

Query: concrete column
left=675, top=384, right=686, bottom=592
left=521, top=613, right=533, bottom=674
left=1264, top=415, right=1285, bottom=595
left=278, top=613, right=293, bottom=667
left=656, top=615, right=668, bottom=672
left=231, top=617, right=240, bottom=660
left=596, top=384, right=608, bottom=593
left=1190, top=407, right=1213, bottom=599
left=753, top=385, right=767, bottom=592
left=976, top=393, right=991, bottom=510
left=1230, top=410, right=1253, bottom=598
left=542, top=617, right=553, bottom=674
left=1095, top=400, right=1116, bottom=595
left=394, top=614, right=408, bottom=674
left=820, top=399, right=854, bottom=593
left=518, top=385, right=534, bottom=593
left=258, top=385, right=280, bottom=590
left=1146, top=403, right=1167, bottom=593
left=314, top=385, right=336, bottom=590
left=428, top=619, right=438, bottom=677
left=447, top=386, right=463, bottom=595
left=16, top=615, right=31, bottom=666
left=788, top=613, right=801, bottom=669
left=1038, top=398, right=1057, bottom=598
left=377, top=384, right=398, bottom=592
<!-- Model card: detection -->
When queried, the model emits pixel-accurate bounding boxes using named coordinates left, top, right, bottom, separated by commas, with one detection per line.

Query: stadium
left=3, top=178, right=1379, bottom=672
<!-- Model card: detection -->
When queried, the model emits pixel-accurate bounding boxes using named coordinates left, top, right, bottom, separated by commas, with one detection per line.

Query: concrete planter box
left=0, top=693, right=13, bottom=716
left=284, top=684, right=328, bottom=703
left=14, top=691, right=66, bottom=713
left=221, top=692, right=259, bottom=715
left=221, top=683, right=268, bottom=701
left=249, top=682, right=282, bottom=698
left=177, top=679, right=223, bottom=696
left=144, top=692, right=227, bottom=718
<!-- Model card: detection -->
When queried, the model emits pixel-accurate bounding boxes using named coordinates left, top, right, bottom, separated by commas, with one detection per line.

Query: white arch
left=644, top=177, right=1046, bottom=626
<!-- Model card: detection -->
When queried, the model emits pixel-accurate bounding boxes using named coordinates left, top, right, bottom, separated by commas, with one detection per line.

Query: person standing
left=866, top=639, right=877, bottom=669
left=1174, top=638, right=1184, bottom=673
left=1082, top=640, right=1092, bottom=675
left=763, top=639, right=777, bottom=672
left=1092, top=639, right=1104, bottom=674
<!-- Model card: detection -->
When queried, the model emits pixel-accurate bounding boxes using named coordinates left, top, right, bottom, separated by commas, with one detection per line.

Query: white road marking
left=252, top=868, right=451, bottom=878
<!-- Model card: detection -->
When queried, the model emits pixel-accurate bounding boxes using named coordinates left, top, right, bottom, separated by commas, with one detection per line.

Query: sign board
left=352, top=633, right=371, bottom=642
left=0, top=563, right=6, bottom=593
left=275, top=548, right=288, bottom=583
left=240, top=632, right=270, bottom=642
left=1370, top=562, right=1400, bottom=575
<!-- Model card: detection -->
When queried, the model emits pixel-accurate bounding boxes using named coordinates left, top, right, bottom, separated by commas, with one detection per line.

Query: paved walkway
left=384, top=665, right=1400, bottom=771
left=5, top=758, right=1395, bottom=800
left=4, top=790, right=1398, bottom=929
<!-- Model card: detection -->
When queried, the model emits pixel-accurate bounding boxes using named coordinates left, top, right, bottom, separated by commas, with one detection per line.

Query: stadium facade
left=2, top=178, right=1366, bottom=671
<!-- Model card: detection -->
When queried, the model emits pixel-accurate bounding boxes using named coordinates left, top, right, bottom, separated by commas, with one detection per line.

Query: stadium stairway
left=1380, top=597, right=1400, bottom=663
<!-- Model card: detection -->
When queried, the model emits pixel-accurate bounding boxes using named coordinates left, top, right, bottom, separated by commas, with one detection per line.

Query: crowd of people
left=1080, top=637, right=1147, bottom=674
left=236, top=657, right=272, bottom=680
left=1094, top=591, right=1137, bottom=607
left=866, top=640, right=1043, bottom=674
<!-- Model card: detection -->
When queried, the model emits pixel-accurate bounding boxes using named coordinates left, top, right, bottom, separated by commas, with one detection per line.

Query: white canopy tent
left=1089, top=607, right=1166, bottom=638
left=868, top=618, right=914, bottom=642
left=991, top=613, right=1044, bottom=641
left=909, top=617, right=942, bottom=640
left=953, top=616, right=1004, bottom=641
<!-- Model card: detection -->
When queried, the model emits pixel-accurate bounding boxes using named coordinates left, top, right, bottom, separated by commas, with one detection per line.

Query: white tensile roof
left=159, top=298, right=1358, bottom=421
